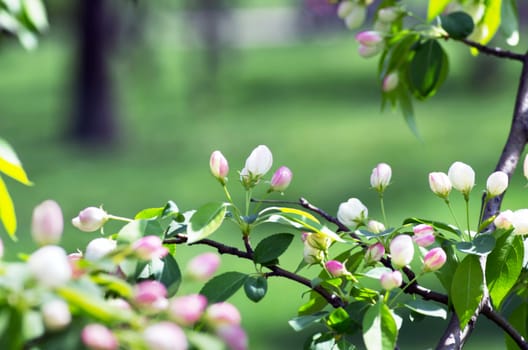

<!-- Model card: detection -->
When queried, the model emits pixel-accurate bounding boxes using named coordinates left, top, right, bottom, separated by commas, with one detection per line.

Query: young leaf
left=450, top=255, right=484, bottom=328
left=187, top=202, right=227, bottom=243
left=199, top=272, right=248, bottom=303
left=0, top=138, right=32, bottom=185
left=407, top=39, right=449, bottom=100
left=362, top=301, right=398, bottom=350
left=479, top=0, right=502, bottom=45
left=327, top=307, right=353, bottom=333
left=244, top=275, right=268, bottom=303
left=288, top=311, right=328, bottom=332
left=298, top=292, right=327, bottom=316
left=117, top=219, right=163, bottom=243
left=135, top=207, right=164, bottom=220
left=253, top=233, right=294, bottom=264
left=0, top=176, right=16, bottom=239
left=427, top=0, right=452, bottom=21
left=486, top=233, right=523, bottom=309
left=403, top=299, right=447, bottom=319
left=440, top=11, right=474, bottom=39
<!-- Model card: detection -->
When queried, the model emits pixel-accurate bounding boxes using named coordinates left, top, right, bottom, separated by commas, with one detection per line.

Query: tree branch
left=482, top=303, right=528, bottom=350
left=457, top=38, right=525, bottom=62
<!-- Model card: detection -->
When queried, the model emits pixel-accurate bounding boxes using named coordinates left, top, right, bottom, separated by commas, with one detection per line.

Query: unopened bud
left=269, top=166, right=293, bottom=192
left=31, top=200, right=63, bottom=245
left=365, top=242, right=385, bottom=264
left=382, top=72, right=399, bottom=92
left=169, top=294, right=207, bottom=326
left=81, top=324, right=118, bottom=350
left=367, top=220, right=385, bottom=234
left=380, top=270, right=402, bottom=290
left=325, top=260, right=348, bottom=277
left=85, top=238, right=116, bottom=261
left=412, top=224, right=435, bottom=247
left=448, top=161, right=475, bottom=196
left=337, top=198, right=368, bottom=228
left=370, top=162, right=392, bottom=191
left=72, top=207, right=108, bottom=232
left=428, top=172, right=452, bottom=199
left=344, top=5, right=366, bottom=29
left=143, top=322, right=188, bottom=350
left=186, top=252, right=221, bottom=281
left=494, top=210, right=513, bottom=230
left=389, top=235, right=414, bottom=268
left=377, top=6, right=399, bottom=23
left=42, top=299, right=71, bottom=331
left=132, top=235, right=169, bottom=260
left=486, top=171, right=508, bottom=198
left=423, top=247, right=447, bottom=272
left=210, top=150, right=229, bottom=183
left=28, top=246, right=71, bottom=288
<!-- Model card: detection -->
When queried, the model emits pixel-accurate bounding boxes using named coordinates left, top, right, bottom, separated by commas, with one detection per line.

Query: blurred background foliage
left=1, top=0, right=527, bottom=348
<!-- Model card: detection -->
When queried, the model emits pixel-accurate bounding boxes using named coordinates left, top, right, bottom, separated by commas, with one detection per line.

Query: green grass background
left=0, top=24, right=524, bottom=349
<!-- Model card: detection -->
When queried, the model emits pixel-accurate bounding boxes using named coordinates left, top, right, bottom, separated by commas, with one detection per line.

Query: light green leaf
left=451, top=255, right=483, bottom=328
left=288, top=311, right=328, bottom=332
left=134, top=207, right=164, bottom=220
left=403, top=299, right=447, bottom=319
left=427, top=0, right=452, bottom=21
left=187, top=202, right=227, bottom=243
left=298, top=292, right=327, bottom=316
left=479, top=0, right=502, bottom=45
left=327, top=307, right=352, bottom=333
left=0, top=138, right=32, bottom=186
left=253, top=233, right=294, bottom=264
left=117, top=219, right=163, bottom=243
left=362, top=301, right=398, bottom=350
left=486, top=233, right=523, bottom=309
left=199, top=272, right=248, bottom=303
left=244, top=275, right=268, bottom=302
left=0, top=176, right=16, bottom=239
left=22, top=0, right=48, bottom=31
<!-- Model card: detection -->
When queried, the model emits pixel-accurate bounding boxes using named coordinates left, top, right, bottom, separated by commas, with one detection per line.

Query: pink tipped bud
left=81, top=324, right=118, bottom=350
left=486, top=171, right=508, bottom=197
left=412, top=224, right=435, bottom=247
left=380, top=270, right=402, bottom=290
left=143, top=322, right=188, bottom=350
left=206, top=302, right=241, bottom=327
left=365, top=242, right=385, bottom=264
left=325, top=260, right=348, bottom=277
left=428, top=172, right=452, bottom=199
left=85, top=238, right=116, bottom=261
left=216, top=324, right=248, bottom=350
left=169, top=294, right=208, bottom=326
left=132, top=235, right=169, bottom=260
left=28, top=246, right=71, bottom=288
left=494, top=210, right=514, bottom=230
left=448, top=161, right=475, bottom=195
left=269, top=166, right=293, bottom=192
left=355, top=31, right=383, bottom=46
left=423, top=247, right=447, bottom=272
left=382, top=72, right=399, bottom=92
left=134, top=280, right=168, bottom=312
left=72, top=207, right=108, bottom=232
left=210, top=150, right=229, bottom=182
left=32, top=200, right=64, bottom=246
left=186, top=252, right=221, bottom=281
left=42, top=299, right=71, bottom=331
left=358, top=44, right=383, bottom=58
left=389, top=235, right=414, bottom=268
left=68, top=252, right=84, bottom=279
left=370, top=163, right=392, bottom=192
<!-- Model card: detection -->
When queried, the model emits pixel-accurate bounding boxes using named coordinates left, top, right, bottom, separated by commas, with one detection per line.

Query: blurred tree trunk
left=71, top=0, right=118, bottom=145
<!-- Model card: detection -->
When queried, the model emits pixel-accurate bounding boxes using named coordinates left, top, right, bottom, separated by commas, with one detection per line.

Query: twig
left=458, top=38, right=525, bottom=62
left=482, top=303, right=528, bottom=350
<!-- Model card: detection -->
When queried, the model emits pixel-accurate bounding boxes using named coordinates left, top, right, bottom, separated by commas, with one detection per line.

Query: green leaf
left=378, top=32, right=420, bottom=78
left=403, top=299, right=447, bottom=319
left=244, top=275, right=268, bottom=302
left=407, top=39, right=449, bottom=100
left=187, top=331, right=224, bottom=350
left=187, top=202, right=227, bottom=243
left=0, top=176, right=16, bottom=239
left=22, top=0, right=48, bottom=31
left=157, top=254, right=182, bottom=297
left=500, top=0, right=518, bottom=46
left=362, top=301, right=398, bottom=350
left=135, top=207, right=164, bottom=220
left=427, top=0, right=451, bottom=21
left=117, top=219, right=163, bottom=243
left=440, top=11, right=475, bottom=39
left=479, top=0, right=502, bottom=45
left=254, top=233, right=294, bottom=264
left=91, top=273, right=134, bottom=298
left=451, top=255, right=484, bottom=328
left=486, top=233, right=523, bottom=309
left=199, top=272, right=248, bottom=303
left=435, top=241, right=458, bottom=292
left=327, top=307, right=352, bottom=333
left=506, top=303, right=527, bottom=350
left=0, top=307, right=23, bottom=349
left=456, top=234, right=496, bottom=256
left=0, top=138, right=32, bottom=186
left=298, top=292, right=327, bottom=316
left=350, top=286, right=378, bottom=304
left=288, top=311, right=328, bottom=332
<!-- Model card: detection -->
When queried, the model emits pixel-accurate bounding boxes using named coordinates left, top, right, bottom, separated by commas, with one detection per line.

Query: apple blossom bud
left=325, top=260, right=348, bottom=277
left=486, top=171, right=508, bottom=197
left=390, top=235, right=414, bottom=268
left=370, top=163, right=392, bottom=192
left=382, top=72, right=399, bottom=92
left=494, top=210, right=513, bottom=230
left=345, top=5, right=366, bottom=29
left=28, top=246, right=71, bottom=288
left=428, top=172, right=452, bottom=199
left=134, top=280, right=168, bottom=312
left=143, top=322, right=188, bottom=350
left=72, top=207, right=108, bottom=232
left=412, top=224, right=435, bottom=247
left=206, top=302, right=241, bottom=327
left=186, top=252, right=221, bottom=281
left=31, top=200, right=64, bottom=245
left=68, top=252, right=84, bottom=278
left=367, top=220, right=385, bottom=234
left=305, top=232, right=331, bottom=251
left=269, top=166, right=293, bottom=192
left=377, top=6, right=399, bottom=22
left=512, top=209, right=528, bottom=235
left=358, top=44, right=383, bottom=58
left=81, top=324, right=118, bottom=350
left=132, top=235, right=169, bottom=260
left=85, top=238, right=117, bottom=261
left=355, top=31, right=383, bottom=46
left=216, top=324, right=248, bottom=350
left=337, top=1, right=354, bottom=19
left=107, top=298, right=131, bottom=311
left=42, top=299, right=71, bottom=331
left=244, top=145, right=273, bottom=177
left=423, top=247, right=447, bottom=272
left=448, top=162, right=475, bottom=195
left=169, top=294, right=207, bottom=326
left=380, top=270, right=402, bottom=290
left=365, top=242, right=385, bottom=264
left=303, top=243, right=324, bottom=264
left=337, top=198, right=368, bottom=228
left=210, top=150, right=229, bottom=182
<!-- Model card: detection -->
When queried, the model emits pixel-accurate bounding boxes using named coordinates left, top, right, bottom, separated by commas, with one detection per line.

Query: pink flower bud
left=72, top=207, right=108, bottom=232
left=31, top=200, right=64, bottom=245
left=68, top=252, right=84, bottom=278
left=486, top=171, right=508, bottom=197
left=210, top=150, right=229, bottom=182
left=42, top=299, right=71, bottom=331
left=337, top=198, right=368, bottom=228
left=186, top=252, right=221, bottom=281
left=355, top=31, right=383, bottom=46
left=345, top=5, right=366, bottom=29
left=28, top=246, right=71, bottom=288
left=365, top=242, right=385, bottom=264
left=370, top=163, right=392, bottom=192
left=367, top=220, right=385, bottom=233
left=512, top=209, right=528, bottom=235
left=428, top=172, right=452, bottom=199
left=132, top=235, right=169, bottom=260
left=244, top=145, right=273, bottom=177
left=134, top=280, right=168, bottom=312
left=85, top=238, right=117, bottom=261
left=494, top=210, right=513, bottom=230
left=169, top=294, right=207, bottom=326
left=389, top=235, right=414, bottom=268
left=448, top=161, right=475, bottom=195
left=81, top=324, right=118, bottom=350
left=325, top=260, right=348, bottom=277
left=358, top=44, right=383, bottom=58
left=412, top=224, right=435, bottom=247
left=382, top=72, right=399, bottom=92
left=423, top=247, right=447, bottom=272
left=107, top=298, right=131, bottom=311
left=143, top=322, right=188, bottom=350
left=206, top=302, right=241, bottom=327
left=380, top=270, right=402, bottom=290
left=216, top=324, right=248, bottom=350
left=269, top=166, right=293, bottom=192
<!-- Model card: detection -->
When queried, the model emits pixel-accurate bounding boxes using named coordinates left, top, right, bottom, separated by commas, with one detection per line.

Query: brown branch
left=482, top=303, right=528, bottom=350
left=457, top=38, right=525, bottom=62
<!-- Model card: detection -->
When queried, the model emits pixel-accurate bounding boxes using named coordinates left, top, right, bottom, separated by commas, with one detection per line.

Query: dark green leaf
left=187, top=202, right=227, bottom=243
left=435, top=241, right=458, bottom=291
left=0, top=307, right=23, bottom=349
left=403, top=299, right=447, bottom=319
left=244, top=276, right=268, bottom=302
left=288, top=311, right=328, bottom=332
left=451, top=255, right=483, bottom=328
left=486, top=233, right=523, bottom=309
left=501, top=0, right=519, bottom=46
left=506, top=303, right=527, bottom=350
left=396, top=84, right=419, bottom=138
left=440, top=11, right=474, bottom=39
left=456, top=234, right=495, bottom=256
left=157, top=254, right=182, bottom=297
left=199, top=272, right=248, bottom=303
left=407, top=39, right=449, bottom=100
left=254, top=233, right=294, bottom=264
left=362, top=301, right=398, bottom=350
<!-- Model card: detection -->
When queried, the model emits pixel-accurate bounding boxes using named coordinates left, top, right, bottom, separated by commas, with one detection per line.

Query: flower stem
left=389, top=274, right=420, bottom=308
left=379, top=193, right=388, bottom=226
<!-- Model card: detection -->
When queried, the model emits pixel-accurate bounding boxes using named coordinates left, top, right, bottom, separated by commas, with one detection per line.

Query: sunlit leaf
left=362, top=301, right=398, bottom=350
left=254, top=233, right=294, bottom=264
left=451, top=255, right=483, bottom=328
left=427, top=0, right=452, bottom=21
left=0, top=176, right=16, bottom=239
left=288, top=311, right=328, bottom=332
left=187, top=202, right=227, bottom=243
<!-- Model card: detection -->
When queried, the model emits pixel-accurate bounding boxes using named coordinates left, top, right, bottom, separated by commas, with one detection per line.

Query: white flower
left=486, top=171, right=508, bottom=197
left=337, top=198, right=368, bottom=227
left=244, top=145, right=273, bottom=177
left=85, top=238, right=117, bottom=261
left=28, top=246, right=71, bottom=288
left=448, top=162, right=475, bottom=195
